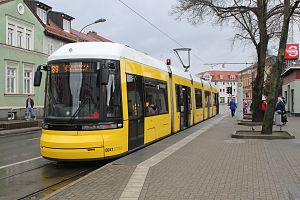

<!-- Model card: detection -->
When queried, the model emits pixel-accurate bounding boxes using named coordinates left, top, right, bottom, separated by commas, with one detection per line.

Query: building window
left=6, top=62, right=18, bottom=94
left=6, top=16, right=34, bottom=50
left=8, top=24, right=14, bottom=45
left=23, top=64, right=34, bottom=94
left=230, top=75, right=235, bottom=80
left=220, top=75, right=223, bottom=79
left=17, top=27, right=24, bottom=48
left=63, top=19, right=70, bottom=32
left=26, top=30, right=32, bottom=49
left=223, top=82, right=225, bottom=85
left=220, top=89, right=222, bottom=92
left=220, top=97, right=225, bottom=103
left=37, top=7, right=47, bottom=24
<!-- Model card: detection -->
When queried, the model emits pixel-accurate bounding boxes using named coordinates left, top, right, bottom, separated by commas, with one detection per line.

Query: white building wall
left=282, top=80, right=300, bottom=115
left=213, top=81, right=237, bottom=104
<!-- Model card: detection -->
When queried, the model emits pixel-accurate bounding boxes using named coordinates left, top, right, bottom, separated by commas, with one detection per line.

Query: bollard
left=274, top=110, right=282, bottom=131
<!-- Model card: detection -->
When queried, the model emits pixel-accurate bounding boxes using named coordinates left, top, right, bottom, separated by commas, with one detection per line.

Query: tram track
left=0, top=160, right=107, bottom=200
left=18, top=166, right=95, bottom=200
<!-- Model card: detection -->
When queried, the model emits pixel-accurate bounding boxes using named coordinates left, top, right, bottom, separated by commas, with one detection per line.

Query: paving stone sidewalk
left=45, top=115, right=300, bottom=200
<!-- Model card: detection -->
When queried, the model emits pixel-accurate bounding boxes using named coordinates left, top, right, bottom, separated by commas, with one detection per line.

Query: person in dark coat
left=229, top=99, right=237, bottom=117
left=275, top=97, right=287, bottom=124
left=25, top=95, right=34, bottom=120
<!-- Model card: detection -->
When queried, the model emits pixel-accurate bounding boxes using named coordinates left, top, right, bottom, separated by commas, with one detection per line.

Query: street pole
left=77, top=18, right=106, bottom=42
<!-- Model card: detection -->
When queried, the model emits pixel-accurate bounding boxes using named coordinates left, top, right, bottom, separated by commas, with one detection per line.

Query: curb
left=0, top=127, right=42, bottom=137
left=232, top=130, right=295, bottom=139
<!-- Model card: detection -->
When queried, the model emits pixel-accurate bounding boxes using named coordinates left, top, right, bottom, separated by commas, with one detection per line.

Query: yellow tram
left=34, top=42, right=219, bottom=161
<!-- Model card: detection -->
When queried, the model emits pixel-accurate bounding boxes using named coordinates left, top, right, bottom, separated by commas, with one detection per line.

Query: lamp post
left=77, top=18, right=106, bottom=42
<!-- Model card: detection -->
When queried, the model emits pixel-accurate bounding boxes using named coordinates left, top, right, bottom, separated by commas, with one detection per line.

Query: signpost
left=236, top=82, right=243, bottom=121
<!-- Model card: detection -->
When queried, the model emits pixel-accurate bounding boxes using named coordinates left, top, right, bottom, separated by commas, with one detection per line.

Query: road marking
left=119, top=115, right=226, bottom=200
left=0, top=156, right=42, bottom=170
left=27, top=137, right=40, bottom=141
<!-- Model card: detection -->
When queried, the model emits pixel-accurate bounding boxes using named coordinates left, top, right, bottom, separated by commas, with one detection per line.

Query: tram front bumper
left=41, top=133, right=104, bottom=160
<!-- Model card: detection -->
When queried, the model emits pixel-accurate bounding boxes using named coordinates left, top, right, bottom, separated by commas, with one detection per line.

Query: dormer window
left=63, top=19, right=70, bottom=32
left=37, top=7, right=47, bottom=24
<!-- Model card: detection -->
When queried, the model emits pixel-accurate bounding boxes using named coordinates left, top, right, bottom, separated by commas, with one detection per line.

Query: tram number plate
left=105, top=148, right=114, bottom=152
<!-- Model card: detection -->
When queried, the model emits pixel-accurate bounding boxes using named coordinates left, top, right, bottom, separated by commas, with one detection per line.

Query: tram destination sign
left=50, top=63, right=91, bottom=74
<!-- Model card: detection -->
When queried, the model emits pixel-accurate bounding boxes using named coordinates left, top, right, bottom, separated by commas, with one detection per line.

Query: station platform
left=44, top=114, right=300, bottom=200
left=0, top=119, right=42, bottom=136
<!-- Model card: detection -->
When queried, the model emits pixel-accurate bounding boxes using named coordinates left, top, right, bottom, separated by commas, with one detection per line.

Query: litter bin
left=274, top=110, right=282, bottom=126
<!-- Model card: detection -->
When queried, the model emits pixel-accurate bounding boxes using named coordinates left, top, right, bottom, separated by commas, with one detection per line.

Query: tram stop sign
left=284, top=44, right=299, bottom=60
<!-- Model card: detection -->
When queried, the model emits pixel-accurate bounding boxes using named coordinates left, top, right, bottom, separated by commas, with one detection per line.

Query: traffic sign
left=284, top=44, right=299, bottom=60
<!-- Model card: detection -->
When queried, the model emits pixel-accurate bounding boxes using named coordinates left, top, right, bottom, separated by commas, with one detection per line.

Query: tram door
left=178, top=85, right=191, bottom=130
left=126, top=74, right=144, bottom=151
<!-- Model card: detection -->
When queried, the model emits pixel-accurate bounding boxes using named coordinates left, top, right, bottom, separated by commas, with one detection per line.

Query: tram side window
left=205, top=91, right=211, bottom=107
left=157, top=82, right=168, bottom=114
left=214, top=93, right=218, bottom=106
left=176, top=84, right=181, bottom=112
left=145, top=78, right=158, bottom=116
left=104, top=60, right=122, bottom=119
left=195, top=89, right=202, bottom=109
left=213, top=93, right=216, bottom=106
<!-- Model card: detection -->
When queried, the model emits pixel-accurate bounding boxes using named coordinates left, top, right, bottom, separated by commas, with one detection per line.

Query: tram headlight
left=42, top=123, right=48, bottom=129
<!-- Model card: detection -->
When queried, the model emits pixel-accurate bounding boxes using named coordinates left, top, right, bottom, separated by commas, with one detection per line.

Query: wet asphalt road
left=0, top=131, right=105, bottom=200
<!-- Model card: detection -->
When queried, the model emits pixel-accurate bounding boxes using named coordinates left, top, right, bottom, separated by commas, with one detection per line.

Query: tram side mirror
left=34, top=70, right=42, bottom=87
left=100, top=68, right=109, bottom=85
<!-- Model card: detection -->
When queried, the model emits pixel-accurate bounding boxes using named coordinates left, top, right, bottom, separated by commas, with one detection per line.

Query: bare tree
left=262, top=0, right=300, bottom=134
left=172, top=0, right=298, bottom=122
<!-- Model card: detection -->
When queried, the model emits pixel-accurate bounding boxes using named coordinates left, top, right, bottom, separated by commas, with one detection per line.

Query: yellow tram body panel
left=144, top=114, right=171, bottom=144
left=41, top=124, right=129, bottom=160
left=211, top=88, right=218, bottom=116
left=202, top=84, right=209, bottom=120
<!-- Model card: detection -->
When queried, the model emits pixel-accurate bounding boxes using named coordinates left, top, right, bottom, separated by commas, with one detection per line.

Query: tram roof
left=48, top=42, right=209, bottom=83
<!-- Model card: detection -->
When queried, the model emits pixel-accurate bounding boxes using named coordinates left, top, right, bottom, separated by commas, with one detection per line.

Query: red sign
left=285, top=44, right=299, bottom=60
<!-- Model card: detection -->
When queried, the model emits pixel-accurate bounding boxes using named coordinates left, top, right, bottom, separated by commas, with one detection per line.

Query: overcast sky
left=41, top=0, right=263, bottom=74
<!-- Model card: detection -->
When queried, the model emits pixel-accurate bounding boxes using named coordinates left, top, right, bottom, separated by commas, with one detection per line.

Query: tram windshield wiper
left=69, top=97, right=89, bottom=124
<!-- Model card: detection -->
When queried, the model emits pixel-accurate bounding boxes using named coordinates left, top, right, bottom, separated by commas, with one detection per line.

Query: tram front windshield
left=45, top=60, right=121, bottom=123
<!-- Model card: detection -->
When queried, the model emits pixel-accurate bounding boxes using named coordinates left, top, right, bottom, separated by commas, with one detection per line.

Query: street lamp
left=77, top=18, right=106, bottom=42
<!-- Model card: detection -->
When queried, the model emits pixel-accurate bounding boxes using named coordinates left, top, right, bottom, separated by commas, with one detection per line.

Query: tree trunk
left=252, top=44, right=267, bottom=122
left=252, top=0, right=268, bottom=122
left=262, top=0, right=299, bottom=134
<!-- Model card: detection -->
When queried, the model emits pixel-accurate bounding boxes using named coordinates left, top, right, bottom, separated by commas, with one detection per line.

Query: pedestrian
left=229, top=98, right=237, bottom=117
left=243, top=99, right=247, bottom=114
left=261, top=98, right=267, bottom=118
left=25, top=95, right=34, bottom=120
left=275, top=97, right=287, bottom=124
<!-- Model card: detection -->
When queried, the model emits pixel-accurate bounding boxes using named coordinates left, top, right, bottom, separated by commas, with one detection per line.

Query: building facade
left=0, top=0, right=47, bottom=120
left=282, top=65, right=300, bottom=116
left=0, top=0, right=110, bottom=120
left=197, top=70, right=239, bottom=104
left=238, top=56, right=275, bottom=105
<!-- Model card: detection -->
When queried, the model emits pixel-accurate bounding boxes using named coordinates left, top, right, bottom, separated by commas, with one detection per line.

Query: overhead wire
left=117, top=0, right=207, bottom=64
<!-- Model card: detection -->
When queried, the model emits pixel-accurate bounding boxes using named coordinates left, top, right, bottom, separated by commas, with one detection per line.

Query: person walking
left=25, top=95, right=34, bottom=120
left=229, top=99, right=237, bottom=117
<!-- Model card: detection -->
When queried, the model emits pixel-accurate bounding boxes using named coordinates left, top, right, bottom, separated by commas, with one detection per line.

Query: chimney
left=87, top=31, right=98, bottom=38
